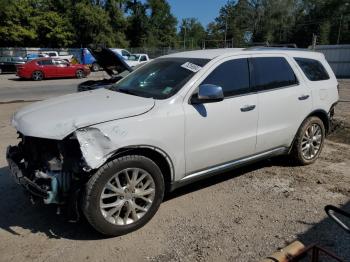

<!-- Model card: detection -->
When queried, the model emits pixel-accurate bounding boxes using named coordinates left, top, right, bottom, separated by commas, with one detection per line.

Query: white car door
left=184, top=56, right=258, bottom=174
left=251, top=55, right=312, bottom=153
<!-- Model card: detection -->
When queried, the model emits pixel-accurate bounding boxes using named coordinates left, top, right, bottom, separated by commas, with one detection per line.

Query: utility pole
left=312, top=34, right=317, bottom=50
left=337, top=3, right=349, bottom=45
left=337, top=14, right=343, bottom=45
left=183, top=20, right=187, bottom=50
left=224, top=16, right=228, bottom=48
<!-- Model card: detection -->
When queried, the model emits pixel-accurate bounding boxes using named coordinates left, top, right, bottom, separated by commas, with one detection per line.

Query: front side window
left=112, top=58, right=209, bottom=99
left=294, top=57, right=330, bottom=81
left=140, top=55, right=147, bottom=62
left=251, top=57, right=298, bottom=91
left=201, top=58, right=250, bottom=97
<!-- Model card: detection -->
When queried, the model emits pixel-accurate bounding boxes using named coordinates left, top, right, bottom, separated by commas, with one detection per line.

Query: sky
left=141, top=0, right=229, bottom=27
left=167, top=0, right=228, bottom=27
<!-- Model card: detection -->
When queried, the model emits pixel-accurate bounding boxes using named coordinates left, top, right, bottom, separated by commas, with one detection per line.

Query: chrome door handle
left=298, top=95, right=310, bottom=101
left=240, top=105, right=256, bottom=112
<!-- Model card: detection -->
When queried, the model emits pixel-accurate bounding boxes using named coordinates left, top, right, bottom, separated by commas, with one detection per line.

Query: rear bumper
left=6, top=146, right=48, bottom=198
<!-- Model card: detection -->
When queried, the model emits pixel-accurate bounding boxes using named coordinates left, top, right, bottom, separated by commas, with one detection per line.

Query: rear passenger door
left=251, top=55, right=312, bottom=153
left=39, top=59, right=56, bottom=77
left=53, top=59, right=71, bottom=77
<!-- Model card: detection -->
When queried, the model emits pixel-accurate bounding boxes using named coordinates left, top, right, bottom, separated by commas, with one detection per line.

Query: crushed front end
left=6, top=134, right=90, bottom=220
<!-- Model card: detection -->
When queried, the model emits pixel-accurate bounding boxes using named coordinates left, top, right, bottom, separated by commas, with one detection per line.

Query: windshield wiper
left=116, top=88, right=139, bottom=96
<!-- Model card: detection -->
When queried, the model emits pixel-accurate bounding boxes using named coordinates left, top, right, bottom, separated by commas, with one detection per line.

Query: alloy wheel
left=301, top=123, right=323, bottom=160
left=32, top=71, right=43, bottom=80
left=100, top=168, right=155, bottom=226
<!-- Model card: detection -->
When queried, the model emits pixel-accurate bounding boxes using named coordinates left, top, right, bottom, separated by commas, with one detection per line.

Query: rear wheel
left=83, top=155, right=165, bottom=236
left=76, top=69, right=85, bottom=79
left=91, top=63, right=100, bottom=72
left=290, top=116, right=325, bottom=165
left=32, top=70, right=43, bottom=81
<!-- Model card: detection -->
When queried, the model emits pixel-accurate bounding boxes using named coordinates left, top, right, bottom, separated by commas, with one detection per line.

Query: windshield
left=111, top=58, right=209, bottom=99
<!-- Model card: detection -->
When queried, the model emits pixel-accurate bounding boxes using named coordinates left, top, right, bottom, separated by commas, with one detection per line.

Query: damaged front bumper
left=6, top=142, right=82, bottom=221
left=6, top=146, right=49, bottom=198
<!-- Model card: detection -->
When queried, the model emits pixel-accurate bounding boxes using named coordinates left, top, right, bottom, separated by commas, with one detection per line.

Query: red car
left=16, top=58, right=90, bottom=81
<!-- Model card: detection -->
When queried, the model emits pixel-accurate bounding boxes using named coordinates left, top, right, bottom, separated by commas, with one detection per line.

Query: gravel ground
left=0, top=80, right=350, bottom=262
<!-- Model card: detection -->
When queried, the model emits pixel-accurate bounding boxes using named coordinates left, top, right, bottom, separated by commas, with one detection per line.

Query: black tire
left=76, top=69, right=85, bottom=79
left=91, top=63, right=100, bottom=72
left=83, top=155, right=165, bottom=236
left=290, top=116, right=325, bottom=165
left=32, top=70, right=43, bottom=81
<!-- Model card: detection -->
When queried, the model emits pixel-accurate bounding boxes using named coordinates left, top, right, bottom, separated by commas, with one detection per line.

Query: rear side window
left=201, top=58, right=250, bottom=97
left=294, top=57, right=330, bottom=81
left=251, top=57, right=298, bottom=91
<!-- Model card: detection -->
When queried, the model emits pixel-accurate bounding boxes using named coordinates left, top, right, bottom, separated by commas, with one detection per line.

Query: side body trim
left=170, top=147, right=288, bottom=191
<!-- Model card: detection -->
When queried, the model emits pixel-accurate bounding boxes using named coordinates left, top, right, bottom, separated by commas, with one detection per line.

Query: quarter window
left=294, top=57, right=330, bottom=81
left=251, top=57, right=298, bottom=91
left=201, top=58, right=250, bottom=97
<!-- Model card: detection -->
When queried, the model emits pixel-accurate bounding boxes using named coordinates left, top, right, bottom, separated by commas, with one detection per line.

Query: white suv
left=7, top=48, right=339, bottom=236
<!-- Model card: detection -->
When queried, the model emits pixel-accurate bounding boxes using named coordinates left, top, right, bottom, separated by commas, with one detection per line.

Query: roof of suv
left=164, top=47, right=324, bottom=60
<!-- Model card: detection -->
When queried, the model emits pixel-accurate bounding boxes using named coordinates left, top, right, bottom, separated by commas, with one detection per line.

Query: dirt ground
left=0, top=81, right=350, bottom=262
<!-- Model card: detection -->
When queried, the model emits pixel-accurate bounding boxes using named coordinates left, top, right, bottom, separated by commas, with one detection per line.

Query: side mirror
left=191, top=84, right=224, bottom=104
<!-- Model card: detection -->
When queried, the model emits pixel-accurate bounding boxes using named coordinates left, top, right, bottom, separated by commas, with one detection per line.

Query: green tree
left=126, top=0, right=149, bottom=47
left=146, top=0, right=177, bottom=47
left=209, top=0, right=254, bottom=47
left=72, top=2, right=115, bottom=47
left=179, top=18, right=206, bottom=49
left=105, top=0, right=129, bottom=47
left=0, top=0, right=37, bottom=47
left=30, top=11, right=74, bottom=47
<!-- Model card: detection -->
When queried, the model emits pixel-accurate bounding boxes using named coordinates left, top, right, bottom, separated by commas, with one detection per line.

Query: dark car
left=0, top=56, right=25, bottom=74
left=77, top=47, right=133, bottom=92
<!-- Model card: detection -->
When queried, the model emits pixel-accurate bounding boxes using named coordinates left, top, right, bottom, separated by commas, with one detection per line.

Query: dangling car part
left=77, top=46, right=133, bottom=92
left=262, top=205, right=350, bottom=262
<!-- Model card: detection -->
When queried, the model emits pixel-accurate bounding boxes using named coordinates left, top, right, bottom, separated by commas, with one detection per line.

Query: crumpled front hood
left=12, top=88, right=155, bottom=140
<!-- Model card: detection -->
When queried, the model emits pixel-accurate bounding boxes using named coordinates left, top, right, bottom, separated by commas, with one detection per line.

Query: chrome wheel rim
left=100, top=168, right=155, bottom=226
left=33, top=71, right=42, bottom=80
left=301, top=123, right=322, bottom=160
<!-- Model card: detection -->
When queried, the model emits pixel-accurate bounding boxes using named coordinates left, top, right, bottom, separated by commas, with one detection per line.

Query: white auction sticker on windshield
left=181, top=62, right=202, bottom=73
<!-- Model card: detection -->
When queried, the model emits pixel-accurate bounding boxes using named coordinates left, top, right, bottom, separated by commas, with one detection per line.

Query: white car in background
left=40, top=51, right=73, bottom=62
left=126, top=54, right=150, bottom=67
left=110, top=48, right=132, bottom=60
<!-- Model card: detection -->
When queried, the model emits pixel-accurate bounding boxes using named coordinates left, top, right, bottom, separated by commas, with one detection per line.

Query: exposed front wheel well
left=109, top=147, right=173, bottom=193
